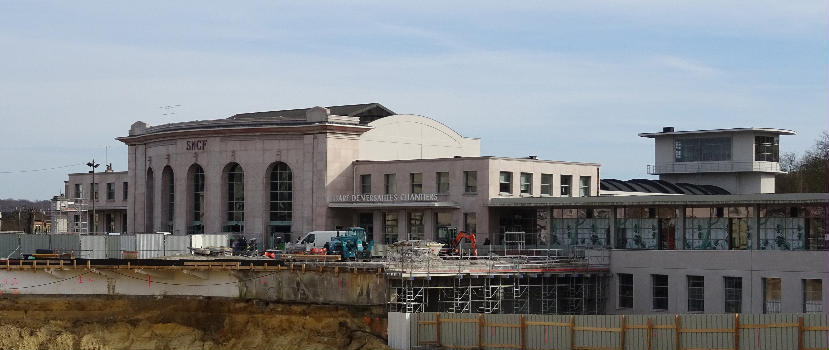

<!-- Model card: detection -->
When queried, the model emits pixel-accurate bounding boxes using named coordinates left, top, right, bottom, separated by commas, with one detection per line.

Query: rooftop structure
left=640, top=127, right=796, bottom=194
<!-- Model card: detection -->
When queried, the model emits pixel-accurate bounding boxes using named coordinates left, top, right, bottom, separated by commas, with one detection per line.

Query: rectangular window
left=360, top=174, right=371, bottom=195
left=464, top=212, right=477, bottom=233
left=74, top=184, right=82, bottom=199
left=804, top=279, right=823, bottom=312
left=520, top=172, right=532, bottom=195
left=358, top=213, right=373, bottom=239
left=755, top=136, right=779, bottom=162
left=618, top=273, right=633, bottom=308
left=499, top=171, right=512, bottom=194
left=560, top=175, right=572, bottom=197
left=435, top=212, right=452, bottom=242
left=383, top=212, right=398, bottom=244
left=384, top=174, right=396, bottom=194
left=123, top=182, right=128, bottom=200
left=674, top=137, right=732, bottom=162
left=90, top=183, right=99, bottom=201
left=464, top=171, right=477, bottom=193
left=408, top=211, right=424, bottom=240
left=763, top=278, right=782, bottom=313
left=724, top=277, right=742, bottom=313
left=579, top=176, right=591, bottom=197
left=436, top=172, right=449, bottom=194
left=410, top=173, right=423, bottom=194
left=540, top=174, right=553, bottom=196
left=106, top=182, right=115, bottom=200
left=652, top=274, right=669, bottom=310
left=687, top=276, right=705, bottom=312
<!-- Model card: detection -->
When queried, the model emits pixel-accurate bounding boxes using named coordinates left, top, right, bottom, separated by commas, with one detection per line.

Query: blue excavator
left=324, top=227, right=373, bottom=260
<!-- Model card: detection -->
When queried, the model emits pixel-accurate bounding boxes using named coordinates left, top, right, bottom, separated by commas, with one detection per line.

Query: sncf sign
left=186, top=140, right=207, bottom=151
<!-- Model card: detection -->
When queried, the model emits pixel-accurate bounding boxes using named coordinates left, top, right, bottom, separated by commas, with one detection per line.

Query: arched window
left=268, top=162, right=292, bottom=242
left=145, top=168, right=154, bottom=233
left=188, top=164, right=205, bottom=234
left=161, top=166, right=174, bottom=232
left=225, top=163, right=244, bottom=232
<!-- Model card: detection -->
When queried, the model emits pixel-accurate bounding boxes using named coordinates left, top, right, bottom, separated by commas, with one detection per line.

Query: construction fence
left=388, top=312, right=829, bottom=350
left=0, top=233, right=236, bottom=259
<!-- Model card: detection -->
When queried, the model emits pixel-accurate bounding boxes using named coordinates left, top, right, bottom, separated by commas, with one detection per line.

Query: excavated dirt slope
left=0, top=295, right=389, bottom=350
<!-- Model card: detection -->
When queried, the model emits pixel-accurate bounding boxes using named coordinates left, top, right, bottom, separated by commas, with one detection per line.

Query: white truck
left=294, top=228, right=369, bottom=252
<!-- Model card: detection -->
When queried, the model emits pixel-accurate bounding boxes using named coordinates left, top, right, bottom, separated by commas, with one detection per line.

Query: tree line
left=776, top=131, right=829, bottom=193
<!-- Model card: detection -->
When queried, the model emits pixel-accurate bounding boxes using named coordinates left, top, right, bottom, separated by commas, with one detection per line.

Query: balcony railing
left=647, top=161, right=781, bottom=175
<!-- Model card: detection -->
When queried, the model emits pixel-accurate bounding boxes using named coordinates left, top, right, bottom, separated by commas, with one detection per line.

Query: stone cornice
left=117, top=123, right=370, bottom=145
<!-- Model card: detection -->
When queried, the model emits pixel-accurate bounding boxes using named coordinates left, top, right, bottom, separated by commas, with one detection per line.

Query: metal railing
left=647, top=161, right=781, bottom=174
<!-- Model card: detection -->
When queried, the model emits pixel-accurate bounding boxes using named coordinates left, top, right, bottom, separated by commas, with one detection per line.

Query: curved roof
left=124, top=103, right=394, bottom=137
left=600, top=178, right=730, bottom=195
left=359, top=114, right=481, bottom=160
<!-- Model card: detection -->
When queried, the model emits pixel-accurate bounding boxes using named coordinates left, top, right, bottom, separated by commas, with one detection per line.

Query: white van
left=296, top=231, right=345, bottom=251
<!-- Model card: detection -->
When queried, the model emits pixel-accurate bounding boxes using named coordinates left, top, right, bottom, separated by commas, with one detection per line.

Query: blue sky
left=0, top=1, right=827, bottom=200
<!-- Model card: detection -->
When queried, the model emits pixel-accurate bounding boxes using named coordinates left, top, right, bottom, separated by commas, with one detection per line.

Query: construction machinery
left=324, top=227, right=373, bottom=260
left=447, top=231, right=478, bottom=256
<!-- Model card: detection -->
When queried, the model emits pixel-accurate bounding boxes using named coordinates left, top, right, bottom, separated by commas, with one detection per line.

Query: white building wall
left=359, top=114, right=480, bottom=161
left=606, top=250, right=829, bottom=314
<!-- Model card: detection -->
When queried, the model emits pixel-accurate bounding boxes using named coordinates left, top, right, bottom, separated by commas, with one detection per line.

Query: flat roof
left=639, top=127, right=796, bottom=138
left=488, top=193, right=829, bottom=207
left=354, top=156, right=600, bottom=167
left=67, top=171, right=128, bottom=176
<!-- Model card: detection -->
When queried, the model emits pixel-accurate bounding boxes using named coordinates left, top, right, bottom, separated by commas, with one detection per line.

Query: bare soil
left=0, top=295, right=389, bottom=350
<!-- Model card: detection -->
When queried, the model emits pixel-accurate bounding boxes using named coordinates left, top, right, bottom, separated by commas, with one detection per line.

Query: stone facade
left=116, top=104, right=599, bottom=246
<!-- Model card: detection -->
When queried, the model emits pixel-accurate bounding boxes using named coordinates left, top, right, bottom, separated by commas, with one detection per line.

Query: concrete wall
left=488, top=158, right=599, bottom=198
left=349, top=157, right=599, bottom=242
left=359, top=114, right=480, bottom=161
left=0, top=268, right=387, bottom=306
left=606, top=249, right=829, bottom=314
left=650, top=131, right=782, bottom=194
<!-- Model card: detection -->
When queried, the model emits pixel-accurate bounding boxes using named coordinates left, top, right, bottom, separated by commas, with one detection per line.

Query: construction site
left=384, top=238, right=610, bottom=316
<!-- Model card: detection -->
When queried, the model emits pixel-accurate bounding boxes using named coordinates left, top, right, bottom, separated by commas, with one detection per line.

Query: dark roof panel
left=600, top=179, right=730, bottom=195
left=228, top=103, right=395, bottom=124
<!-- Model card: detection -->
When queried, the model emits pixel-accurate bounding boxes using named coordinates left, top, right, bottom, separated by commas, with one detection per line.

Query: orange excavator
left=448, top=231, right=478, bottom=256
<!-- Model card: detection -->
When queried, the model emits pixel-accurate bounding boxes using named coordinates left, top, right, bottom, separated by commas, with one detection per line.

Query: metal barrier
left=393, top=312, right=829, bottom=350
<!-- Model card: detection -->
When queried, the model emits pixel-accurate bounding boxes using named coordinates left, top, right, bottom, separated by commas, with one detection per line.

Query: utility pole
left=86, top=160, right=100, bottom=233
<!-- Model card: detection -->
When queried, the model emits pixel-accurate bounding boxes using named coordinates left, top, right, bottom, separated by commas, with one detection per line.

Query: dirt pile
left=0, top=295, right=389, bottom=350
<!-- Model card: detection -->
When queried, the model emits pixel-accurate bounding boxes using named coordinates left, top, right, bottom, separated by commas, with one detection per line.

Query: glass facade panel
left=464, top=171, right=477, bottom=193
left=190, top=165, right=205, bottom=234
left=360, top=174, right=371, bottom=194
left=540, top=174, right=552, bottom=196
left=560, top=175, right=572, bottom=197
left=383, top=212, right=398, bottom=244
left=687, top=275, right=705, bottom=312
left=724, top=277, right=742, bottom=313
left=225, top=163, right=244, bottom=232
left=579, top=176, right=591, bottom=197
left=520, top=172, right=532, bottom=195
left=804, top=279, right=823, bottom=313
left=410, top=173, right=422, bottom=194
left=436, top=172, right=449, bottom=194
left=763, top=278, right=782, bottom=313
left=652, top=274, right=669, bottom=310
left=269, top=162, right=292, bottom=228
left=618, top=273, right=633, bottom=308
left=408, top=211, right=424, bottom=240
left=499, top=172, right=512, bottom=194
left=384, top=174, right=396, bottom=194
left=464, top=212, right=477, bottom=233
left=674, top=137, right=732, bottom=162
left=755, top=135, right=779, bottom=162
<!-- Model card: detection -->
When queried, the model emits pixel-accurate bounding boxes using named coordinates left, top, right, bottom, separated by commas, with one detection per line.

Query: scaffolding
left=386, top=243, right=609, bottom=315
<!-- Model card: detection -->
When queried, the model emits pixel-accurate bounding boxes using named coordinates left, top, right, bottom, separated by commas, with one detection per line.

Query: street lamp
left=86, top=160, right=100, bottom=233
